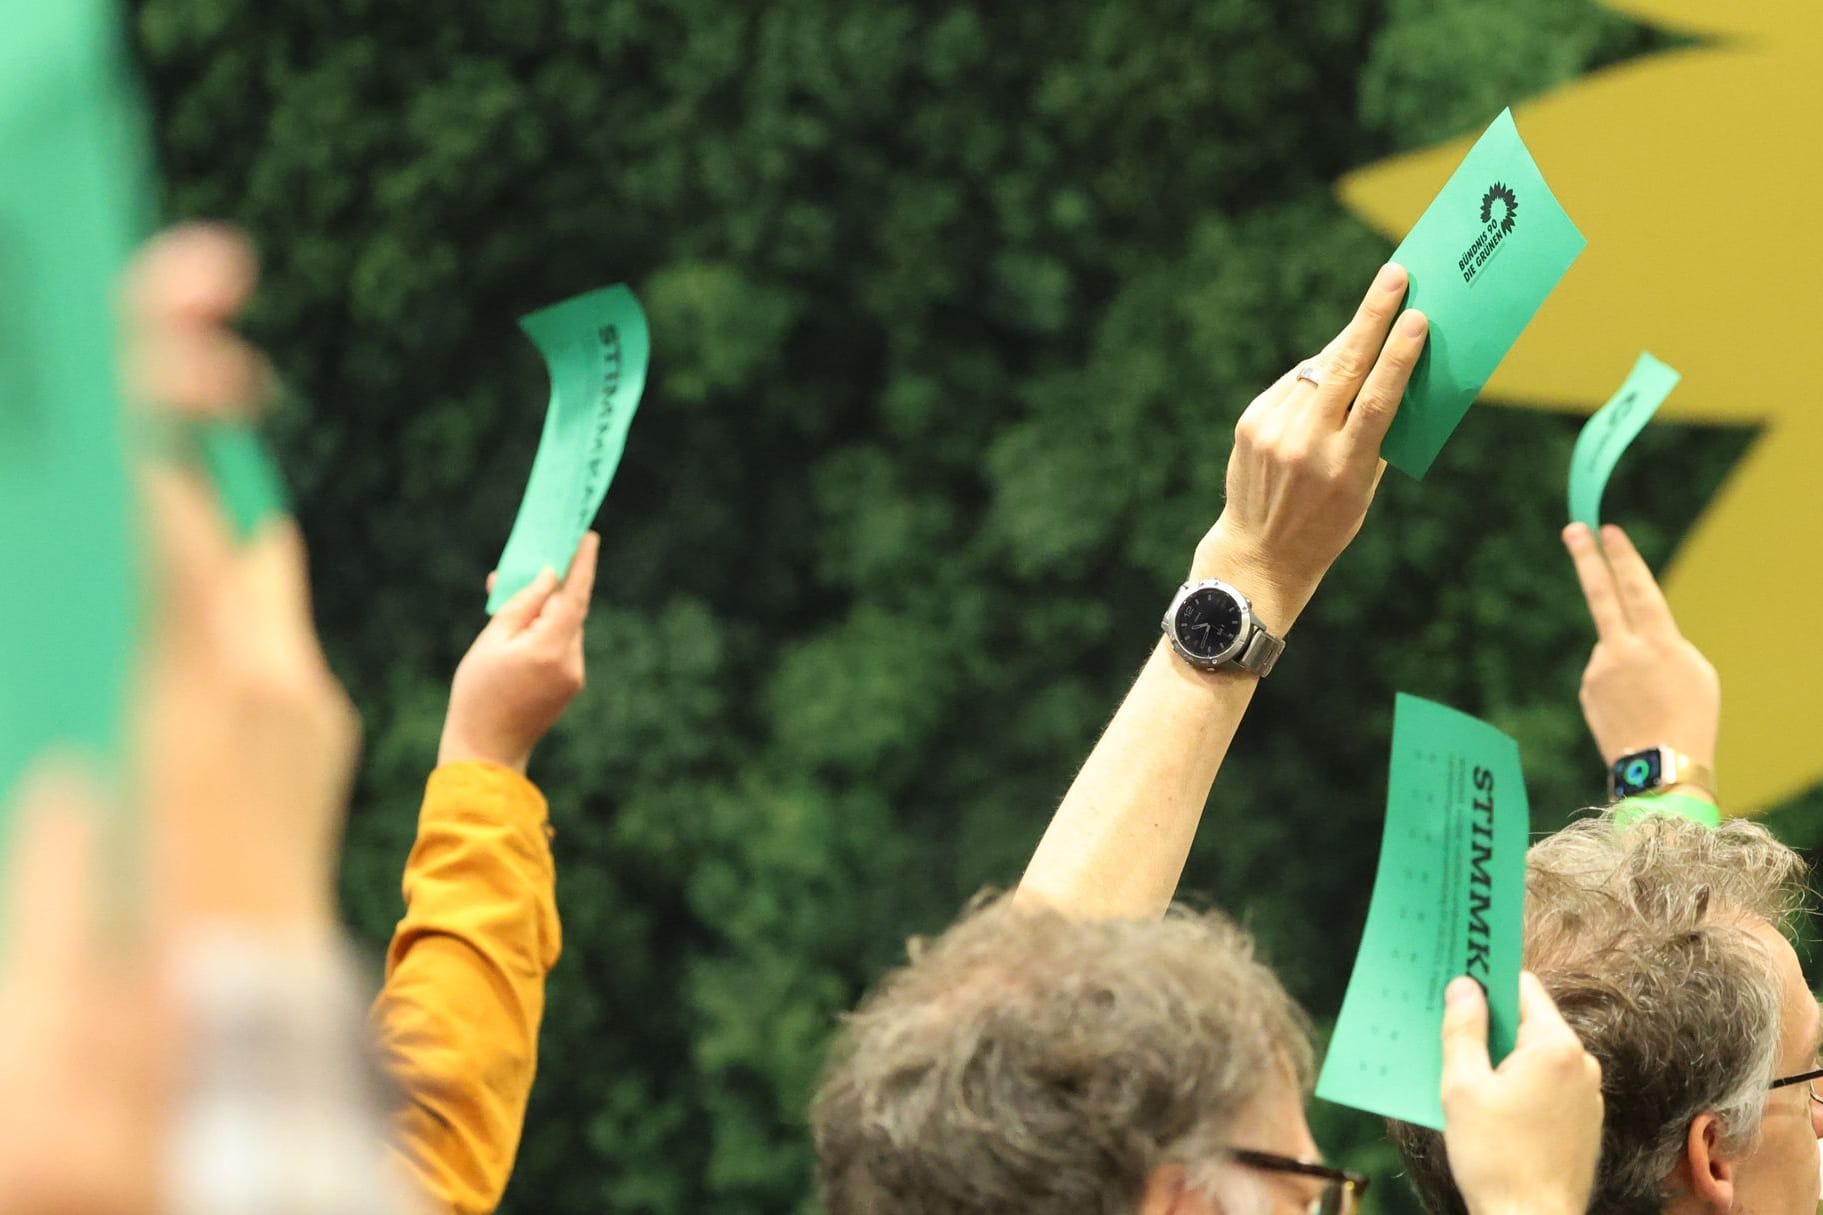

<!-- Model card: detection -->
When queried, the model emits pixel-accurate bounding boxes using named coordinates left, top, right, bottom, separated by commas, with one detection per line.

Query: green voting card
left=141, top=414, right=289, bottom=544
left=0, top=0, right=150, bottom=821
left=1568, top=352, right=1681, bottom=529
left=1315, top=694, right=1527, bottom=1130
left=197, top=422, right=289, bottom=543
left=1381, top=109, right=1586, bottom=479
left=488, top=286, right=650, bottom=613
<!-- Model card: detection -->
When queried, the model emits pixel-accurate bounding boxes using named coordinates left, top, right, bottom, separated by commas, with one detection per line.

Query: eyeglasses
left=1226, top=1148, right=1370, bottom=1215
left=1769, top=1065, right=1823, bottom=1103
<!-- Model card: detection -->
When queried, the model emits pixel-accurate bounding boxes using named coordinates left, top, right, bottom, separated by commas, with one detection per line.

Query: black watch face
left=1612, top=749, right=1664, bottom=798
left=1175, top=587, right=1245, bottom=661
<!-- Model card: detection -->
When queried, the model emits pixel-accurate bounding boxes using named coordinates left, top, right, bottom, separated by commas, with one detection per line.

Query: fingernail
left=1562, top=523, right=1586, bottom=544
left=1445, top=977, right=1480, bottom=1005
left=1377, top=262, right=1405, bottom=292
left=1398, top=309, right=1427, bottom=336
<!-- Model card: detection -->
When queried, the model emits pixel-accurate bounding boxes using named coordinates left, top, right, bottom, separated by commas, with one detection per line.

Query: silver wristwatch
left=1161, top=579, right=1286, bottom=677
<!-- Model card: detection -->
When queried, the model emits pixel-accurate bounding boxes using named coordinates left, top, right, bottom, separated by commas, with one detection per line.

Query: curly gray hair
left=812, top=896, right=1314, bottom=1215
left=1394, top=810, right=1809, bottom=1215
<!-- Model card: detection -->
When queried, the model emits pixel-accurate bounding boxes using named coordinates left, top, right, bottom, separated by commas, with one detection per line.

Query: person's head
left=1394, top=810, right=1819, bottom=1215
left=812, top=897, right=1348, bottom=1215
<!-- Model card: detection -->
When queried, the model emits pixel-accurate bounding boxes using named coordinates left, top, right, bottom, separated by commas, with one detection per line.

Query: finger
left=1440, top=976, right=1493, bottom=1088
left=1512, top=971, right=1580, bottom=1053
left=1345, top=309, right=1428, bottom=448
left=530, top=534, right=602, bottom=641
left=1236, top=365, right=1301, bottom=432
left=1600, top=525, right=1677, bottom=639
left=142, top=466, right=239, bottom=644
left=4, top=761, right=105, bottom=991
left=485, top=571, right=499, bottom=595
left=122, top=223, right=258, bottom=328
left=490, top=569, right=561, bottom=630
left=1563, top=523, right=1628, bottom=641
left=1308, top=262, right=1409, bottom=421
left=560, top=532, right=601, bottom=614
left=127, top=324, right=276, bottom=419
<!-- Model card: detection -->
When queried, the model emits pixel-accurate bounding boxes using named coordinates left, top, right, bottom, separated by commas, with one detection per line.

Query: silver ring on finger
left=1295, top=362, right=1324, bottom=388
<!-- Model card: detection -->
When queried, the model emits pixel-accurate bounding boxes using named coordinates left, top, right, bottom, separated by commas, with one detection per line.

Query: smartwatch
left=1161, top=580, right=1285, bottom=677
left=1609, top=746, right=1716, bottom=801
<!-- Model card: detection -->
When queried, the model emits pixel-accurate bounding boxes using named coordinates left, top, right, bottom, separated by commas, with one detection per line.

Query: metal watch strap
left=1664, top=751, right=1717, bottom=800
left=1234, top=627, right=1286, bottom=678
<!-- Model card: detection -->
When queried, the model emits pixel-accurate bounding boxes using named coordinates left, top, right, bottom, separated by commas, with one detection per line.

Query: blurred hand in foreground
left=126, top=222, right=360, bottom=944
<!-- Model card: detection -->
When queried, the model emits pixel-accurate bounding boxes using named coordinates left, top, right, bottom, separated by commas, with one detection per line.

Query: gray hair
left=811, top=896, right=1314, bottom=1215
left=1394, top=810, right=1808, bottom=1215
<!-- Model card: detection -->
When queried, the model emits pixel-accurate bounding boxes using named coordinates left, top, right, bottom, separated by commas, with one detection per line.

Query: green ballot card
left=1567, top=352, right=1681, bottom=529
left=0, top=0, right=150, bottom=821
left=197, top=422, right=289, bottom=543
left=1381, top=109, right=1586, bottom=479
left=1315, top=694, right=1528, bottom=1130
left=488, top=285, right=650, bottom=614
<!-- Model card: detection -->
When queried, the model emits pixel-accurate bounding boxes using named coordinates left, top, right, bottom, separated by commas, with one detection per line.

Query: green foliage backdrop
left=128, top=1, right=1818, bottom=1211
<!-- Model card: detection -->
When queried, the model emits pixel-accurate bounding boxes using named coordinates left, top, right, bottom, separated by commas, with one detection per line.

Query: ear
left=1678, top=1112, right=1738, bottom=1212
left=1138, top=1164, right=1220, bottom=1215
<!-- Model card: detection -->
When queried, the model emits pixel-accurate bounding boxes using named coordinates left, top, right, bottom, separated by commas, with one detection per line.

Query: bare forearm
left=1015, top=528, right=1306, bottom=920
left=1016, top=639, right=1258, bottom=918
left=1013, top=263, right=1425, bottom=923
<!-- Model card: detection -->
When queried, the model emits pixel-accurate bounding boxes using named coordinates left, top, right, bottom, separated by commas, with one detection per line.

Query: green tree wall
left=129, top=2, right=1815, bottom=1211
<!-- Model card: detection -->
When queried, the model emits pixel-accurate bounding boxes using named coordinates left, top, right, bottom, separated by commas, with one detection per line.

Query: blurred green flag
left=0, top=1, right=152, bottom=822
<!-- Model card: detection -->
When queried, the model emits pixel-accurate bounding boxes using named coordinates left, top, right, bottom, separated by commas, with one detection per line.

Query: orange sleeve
left=370, top=762, right=562, bottom=1215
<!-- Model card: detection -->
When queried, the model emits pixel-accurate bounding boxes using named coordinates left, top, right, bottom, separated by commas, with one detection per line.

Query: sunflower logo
left=1480, top=183, right=1518, bottom=235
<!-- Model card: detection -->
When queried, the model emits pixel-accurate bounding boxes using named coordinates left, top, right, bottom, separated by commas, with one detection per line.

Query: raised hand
left=1563, top=523, right=1719, bottom=790
left=1193, top=261, right=1429, bottom=630
left=438, top=533, right=602, bottom=774
left=126, top=223, right=361, bottom=943
left=1441, top=973, right=1604, bottom=1215
left=1020, top=264, right=1429, bottom=919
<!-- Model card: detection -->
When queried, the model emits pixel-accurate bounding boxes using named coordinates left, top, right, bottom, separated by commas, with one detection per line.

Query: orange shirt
left=371, top=762, right=561, bottom=1215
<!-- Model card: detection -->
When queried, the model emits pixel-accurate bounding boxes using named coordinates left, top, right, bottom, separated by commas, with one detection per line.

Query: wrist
left=1188, top=527, right=1310, bottom=635
left=437, top=727, right=531, bottom=775
left=1605, top=742, right=1717, bottom=802
left=160, top=874, right=341, bottom=951
left=1602, top=737, right=1714, bottom=772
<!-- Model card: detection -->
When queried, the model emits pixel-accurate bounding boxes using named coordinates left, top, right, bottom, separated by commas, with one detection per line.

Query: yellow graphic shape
left=1340, top=2, right=1823, bottom=815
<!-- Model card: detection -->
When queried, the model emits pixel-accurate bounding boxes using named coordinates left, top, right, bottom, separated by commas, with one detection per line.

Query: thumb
left=1512, top=971, right=1578, bottom=1054
left=490, top=568, right=561, bottom=631
left=1441, top=976, right=1493, bottom=1091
